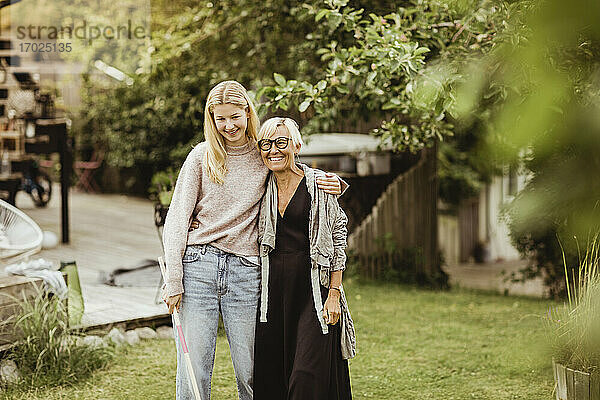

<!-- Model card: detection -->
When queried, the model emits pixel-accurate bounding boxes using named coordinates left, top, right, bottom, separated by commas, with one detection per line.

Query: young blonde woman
left=254, top=117, right=355, bottom=399
left=162, top=81, right=344, bottom=400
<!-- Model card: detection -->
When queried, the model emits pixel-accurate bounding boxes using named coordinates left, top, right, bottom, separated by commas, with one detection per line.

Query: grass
left=1, top=280, right=555, bottom=399
left=1, top=289, right=112, bottom=390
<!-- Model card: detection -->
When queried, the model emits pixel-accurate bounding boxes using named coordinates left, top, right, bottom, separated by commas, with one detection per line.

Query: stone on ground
left=135, top=327, right=158, bottom=340
left=156, top=325, right=173, bottom=339
left=125, top=330, right=140, bottom=346
left=81, top=335, right=105, bottom=348
left=0, top=359, right=20, bottom=384
left=107, top=327, right=126, bottom=346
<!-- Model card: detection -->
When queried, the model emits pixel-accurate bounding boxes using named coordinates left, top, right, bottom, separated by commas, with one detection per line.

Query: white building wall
left=439, top=166, right=531, bottom=266
left=438, top=214, right=459, bottom=265
left=480, top=175, right=521, bottom=262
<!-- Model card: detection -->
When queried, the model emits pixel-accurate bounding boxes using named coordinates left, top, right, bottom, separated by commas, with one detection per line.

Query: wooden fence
left=348, top=144, right=440, bottom=281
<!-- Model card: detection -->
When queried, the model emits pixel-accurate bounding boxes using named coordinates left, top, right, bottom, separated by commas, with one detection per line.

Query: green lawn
left=2, top=280, right=555, bottom=399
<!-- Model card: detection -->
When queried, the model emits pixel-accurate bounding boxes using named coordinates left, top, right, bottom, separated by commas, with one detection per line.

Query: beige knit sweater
left=162, top=141, right=268, bottom=296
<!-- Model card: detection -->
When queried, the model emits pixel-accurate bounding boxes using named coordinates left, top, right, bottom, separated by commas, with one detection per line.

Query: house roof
left=299, top=133, right=392, bottom=156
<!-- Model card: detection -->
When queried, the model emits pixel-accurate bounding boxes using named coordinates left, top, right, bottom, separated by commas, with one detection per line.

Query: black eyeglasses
left=258, top=137, right=290, bottom=151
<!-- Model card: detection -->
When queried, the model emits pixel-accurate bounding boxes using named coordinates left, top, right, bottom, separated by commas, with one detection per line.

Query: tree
left=10, top=0, right=152, bottom=75
left=77, top=0, right=449, bottom=193
left=258, top=0, right=508, bottom=206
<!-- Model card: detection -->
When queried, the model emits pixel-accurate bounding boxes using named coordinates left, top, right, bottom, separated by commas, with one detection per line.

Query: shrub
left=350, top=233, right=448, bottom=288
left=149, top=168, right=179, bottom=206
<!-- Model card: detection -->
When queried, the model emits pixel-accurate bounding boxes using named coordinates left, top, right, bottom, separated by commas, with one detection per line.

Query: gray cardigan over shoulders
left=257, top=163, right=357, bottom=360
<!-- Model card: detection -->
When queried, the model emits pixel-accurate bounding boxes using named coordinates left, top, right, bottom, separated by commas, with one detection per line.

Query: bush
left=149, top=168, right=179, bottom=206
left=350, top=233, right=448, bottom=288
left=5, top=290, right=113, bottom=388
left=505, top=187, right=598, bottom=298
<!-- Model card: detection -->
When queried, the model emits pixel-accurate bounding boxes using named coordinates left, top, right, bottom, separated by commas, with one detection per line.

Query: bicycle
left=18, top=158, right=52, bottom=207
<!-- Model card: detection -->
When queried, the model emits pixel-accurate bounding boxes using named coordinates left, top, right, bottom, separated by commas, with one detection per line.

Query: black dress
left=253, top=176, right=352, bottom=400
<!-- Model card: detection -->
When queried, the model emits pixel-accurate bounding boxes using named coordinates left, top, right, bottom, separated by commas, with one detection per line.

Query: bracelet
left=329, top=286, right=341, bottom=293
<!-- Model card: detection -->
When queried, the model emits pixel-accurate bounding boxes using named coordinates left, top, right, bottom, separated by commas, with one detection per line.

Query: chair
left=0, top=199, right=43, bottom=264
left=74, top=151, right=103, bottom=193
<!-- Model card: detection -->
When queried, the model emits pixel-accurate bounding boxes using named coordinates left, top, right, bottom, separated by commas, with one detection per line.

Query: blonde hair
left=257, top=117, right=304, bottom=148
left=203, top=80, right=260, bottom=184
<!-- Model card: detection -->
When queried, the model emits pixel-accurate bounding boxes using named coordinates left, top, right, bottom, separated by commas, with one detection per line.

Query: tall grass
left=547, top=233, right=600, bottom=372
left=5, top=289, right=113, bottom=387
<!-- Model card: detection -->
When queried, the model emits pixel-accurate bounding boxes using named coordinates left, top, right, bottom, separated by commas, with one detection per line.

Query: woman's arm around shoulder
left=314, top=169, right=349, bottom=196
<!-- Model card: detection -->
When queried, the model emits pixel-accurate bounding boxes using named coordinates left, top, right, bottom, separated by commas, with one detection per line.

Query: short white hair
left=257, top=117, right=304, bottom=148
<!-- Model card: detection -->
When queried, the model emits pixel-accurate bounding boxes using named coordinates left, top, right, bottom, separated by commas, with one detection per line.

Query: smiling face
left=260, top=125, right=301, bottom=173
left=212, top=103, right=249, bottom=146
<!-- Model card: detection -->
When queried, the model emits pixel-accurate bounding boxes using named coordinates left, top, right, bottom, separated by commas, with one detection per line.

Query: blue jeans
left=174, top=244, right=261, bottom=400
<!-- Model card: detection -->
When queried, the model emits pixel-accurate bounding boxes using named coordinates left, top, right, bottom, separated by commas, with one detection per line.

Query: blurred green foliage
left=452, top=0, right=600, bottom=296
left=10, top=0, right=151, bottom=75
left=418, top=0, right=600, bottom=295
left=149, top=168, right=178, bottom=206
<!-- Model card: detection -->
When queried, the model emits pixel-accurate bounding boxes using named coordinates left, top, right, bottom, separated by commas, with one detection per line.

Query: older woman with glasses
left=253, top=117, right=356, bottom=400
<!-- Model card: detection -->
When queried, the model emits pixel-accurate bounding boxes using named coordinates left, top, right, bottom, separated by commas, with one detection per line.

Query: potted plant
left=149, top=168, right=178, bottom=228
left=547, top=233, right=600, bottom=399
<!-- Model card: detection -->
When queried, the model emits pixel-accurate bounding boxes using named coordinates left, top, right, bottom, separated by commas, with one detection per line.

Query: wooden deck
left=2, top=186, right=169, bottom=329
